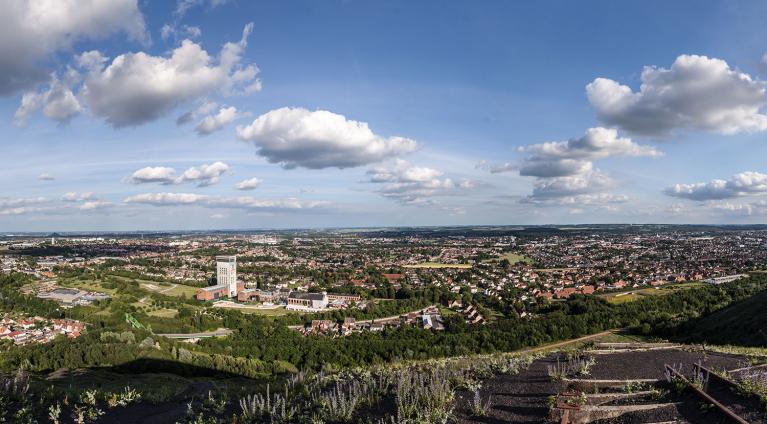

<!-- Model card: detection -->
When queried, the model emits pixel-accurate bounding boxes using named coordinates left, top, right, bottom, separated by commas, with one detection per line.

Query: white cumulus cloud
left=72, top=23, right=258, bottom=127
left=587, top=55, right=767, bottom=136
left=518, top=127, right=661, bottom=178
left=235, top=177, right=262, bottom=191
left=528, top=171, right=616, bottom=200
left=195, top=106, right=239, bottom=135
left=665, top=171, right=767, bottom=201
left=367, top=160, right=477, bottom=205
left=79, top=200, right=112, bottom=210
left=128, top=162, right=229, bottom=187
left=0, top=0, right=147, bottom=96
left=174, top=162, right=230, bottom=187
left=128, top=167, right=177, bottom=185
left=14, top=75, right=81, bottom=125
left=514, top=128, right=658, bottom=205
left=237, top=107, right=418, bottom=169
left=124, top=192, right=327, bottom=211
left=62, top=192, right=96, bottom=202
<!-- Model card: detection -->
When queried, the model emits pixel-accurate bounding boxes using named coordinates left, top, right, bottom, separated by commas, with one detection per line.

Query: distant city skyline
left=4, top=1, right=767, bottom=231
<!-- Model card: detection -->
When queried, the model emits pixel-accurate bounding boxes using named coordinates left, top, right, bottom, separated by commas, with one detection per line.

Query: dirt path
left=517, top=329, right=620, bottom=355
left=159, top=283, right=177, bottom=293
left=157, top=328, right=233, bottom=339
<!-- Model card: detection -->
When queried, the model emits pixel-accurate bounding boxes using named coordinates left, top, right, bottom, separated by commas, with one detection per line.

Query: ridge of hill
left=679, top=288, right=767, bottom=347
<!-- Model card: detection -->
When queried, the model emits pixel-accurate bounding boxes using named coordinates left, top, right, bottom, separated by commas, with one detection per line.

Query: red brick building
left=196, top=281, right=245, bottom=301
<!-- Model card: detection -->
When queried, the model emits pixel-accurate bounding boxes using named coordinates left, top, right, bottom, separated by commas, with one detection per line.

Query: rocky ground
left=454, top=347, right=760, bottom=424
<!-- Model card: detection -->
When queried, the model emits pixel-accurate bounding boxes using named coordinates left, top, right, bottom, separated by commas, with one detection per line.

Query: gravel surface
left=586, top=349, right=745, bottom=380
left=455, top=354, right=561, bottom=423
left=455, top=348, right=755, bottom=424
left=593, top=392, right=729, bottom=423
left=703, top=373, right=767, bottom=424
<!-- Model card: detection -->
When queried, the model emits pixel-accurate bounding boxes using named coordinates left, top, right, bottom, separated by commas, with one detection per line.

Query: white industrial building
left=216, top=255, right=238, bottom=297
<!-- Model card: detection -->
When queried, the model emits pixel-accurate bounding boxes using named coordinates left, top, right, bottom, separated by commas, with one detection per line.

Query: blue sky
left=3, top=0, right=767, bottom=231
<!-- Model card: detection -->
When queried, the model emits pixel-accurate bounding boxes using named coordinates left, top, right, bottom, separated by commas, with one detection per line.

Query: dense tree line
left=0, top=273, right=64, bottom=317
left=198, top=275, right=767, bottom=372
left=3, top=271, right=767, bottom=380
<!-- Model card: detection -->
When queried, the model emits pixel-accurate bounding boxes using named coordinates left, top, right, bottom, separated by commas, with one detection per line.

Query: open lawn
left=212, top=301, right=296, bottom=316
left=604, top=293, right=640, bottom=304
left=59, top=278, right=118, bottom=295
left=147, top=308, right=179, bottom=318
left=498, top=252, right=534, bottom=265
left=238, top=307, right=294, bottom=316
left=131, top=299, right=180, bottom=318
left=140, top=282, right=199, bottom=298
left=60, top=277, right=199, bottom=299
left=599, top=282, right=707, bottom=304
left=131, top=297, right=185, bottom=318
left=403, top=262, right=472, bottom=269
left=438, top=306, right=461, bottom=317
left=108, top=275, right=199, bottom=297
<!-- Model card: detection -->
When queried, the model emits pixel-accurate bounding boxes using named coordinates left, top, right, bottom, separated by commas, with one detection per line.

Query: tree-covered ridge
left=649, top=284, right=767, bottom=346
left=2, top=272, right=766, bottom=378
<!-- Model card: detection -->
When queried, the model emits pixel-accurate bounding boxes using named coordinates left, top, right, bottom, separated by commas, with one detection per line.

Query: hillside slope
left=680, top=288, right=767, bottom=347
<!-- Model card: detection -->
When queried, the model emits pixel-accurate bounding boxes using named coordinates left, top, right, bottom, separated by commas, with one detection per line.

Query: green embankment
left=676, top=288, right=767, bottom=346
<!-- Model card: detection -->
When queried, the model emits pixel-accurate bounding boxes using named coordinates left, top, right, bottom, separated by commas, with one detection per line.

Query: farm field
left=403, top=262, right=472, bottom=269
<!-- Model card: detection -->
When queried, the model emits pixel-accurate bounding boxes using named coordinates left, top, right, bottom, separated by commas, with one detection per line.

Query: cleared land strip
left=518, top=329, right=620, bottom=355
left=157, top=328, right=233, bottom=339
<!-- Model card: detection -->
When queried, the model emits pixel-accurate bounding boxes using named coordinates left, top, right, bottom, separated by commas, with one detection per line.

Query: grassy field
left=403, top=262, right=472, bottom=269
left=102, top=275, right=199, bottom=298
left=212, top=302, right=295, bottom=316
left=139, top=282, right=199, bottom=298
left=60, top=277, right=199, bottom=299
left=238, top=307, right=294, bottom=316
left=147, top=308, right=179, bottom=318
left=498, top=252, right=534, bottom=265
left=438, top=306, right=461, bottom=317
left=599, top=282, right=707, bottom=304
left=604, top=293, right=641, bottom=304
left=60, top=278, right=119, bottom=295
